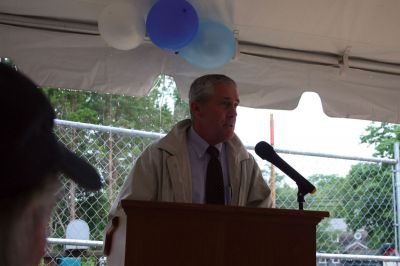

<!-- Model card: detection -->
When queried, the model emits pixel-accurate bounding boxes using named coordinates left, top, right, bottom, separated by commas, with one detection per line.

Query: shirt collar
left=188, top=127, right=223, bottom=158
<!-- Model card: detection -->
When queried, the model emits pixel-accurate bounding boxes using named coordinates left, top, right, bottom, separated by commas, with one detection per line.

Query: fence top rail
left=46, top=239, right=400, bottom=262
left=317, top=252, right=400, bottom=262
left=55, top=119, right=396, bottom=165
left=43, top=241, right=400, bottom=263
left=55, top=119, right=166, bottom=139
left=245, top=144, right=396, bottom=165
left=250, top=146, right=396, bottom=165
left=47, top=237, right=103, bottom=247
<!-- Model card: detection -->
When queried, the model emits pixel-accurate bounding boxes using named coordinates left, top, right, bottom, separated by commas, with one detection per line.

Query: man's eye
left=220, top=101, right=238, bottom=109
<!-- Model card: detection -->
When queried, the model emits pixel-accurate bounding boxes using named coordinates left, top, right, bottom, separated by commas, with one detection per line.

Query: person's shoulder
left=143, top=140, right=163, bottom=154
left=227, top=134, right=246, bottom=149
left=158, top=119, right=192, bottom=151
left=226, top=135, right=252, bottom=160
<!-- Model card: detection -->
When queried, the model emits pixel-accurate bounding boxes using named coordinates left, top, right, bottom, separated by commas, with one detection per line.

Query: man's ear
left=190, top=101, right=203, bottom=119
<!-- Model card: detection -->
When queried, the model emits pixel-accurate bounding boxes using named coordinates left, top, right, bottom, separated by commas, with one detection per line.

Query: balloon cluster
left=98, top=0, right=236, bottom=69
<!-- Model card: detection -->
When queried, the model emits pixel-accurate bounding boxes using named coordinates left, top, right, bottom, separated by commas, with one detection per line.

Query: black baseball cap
left=0, top=63, right=102, bottom=198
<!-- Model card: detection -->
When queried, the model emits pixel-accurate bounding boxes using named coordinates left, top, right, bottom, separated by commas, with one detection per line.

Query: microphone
left=255, top=141, right=316, bottom=196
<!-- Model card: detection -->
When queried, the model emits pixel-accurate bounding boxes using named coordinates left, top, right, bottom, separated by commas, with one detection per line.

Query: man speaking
left=104, top=74, right=272, bottom=264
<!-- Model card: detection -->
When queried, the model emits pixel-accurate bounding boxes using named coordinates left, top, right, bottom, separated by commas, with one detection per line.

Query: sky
left=234, top=92, right=376, bottom=178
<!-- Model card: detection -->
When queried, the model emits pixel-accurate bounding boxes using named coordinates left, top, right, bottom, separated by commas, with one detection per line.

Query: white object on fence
left=65, top=219, right=90, bottom=250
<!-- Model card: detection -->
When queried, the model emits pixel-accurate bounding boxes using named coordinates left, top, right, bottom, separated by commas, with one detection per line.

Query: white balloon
left=98, top=2, right=145, bottom=50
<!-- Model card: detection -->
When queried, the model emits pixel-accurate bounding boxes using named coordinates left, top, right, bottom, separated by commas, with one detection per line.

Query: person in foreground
left=0, top=63, right=102, bottom=266
left=104, top=74, right=272, bottom=263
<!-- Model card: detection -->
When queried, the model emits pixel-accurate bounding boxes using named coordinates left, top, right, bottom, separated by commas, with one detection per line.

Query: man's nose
left=228, top=106, right=237, bottom=117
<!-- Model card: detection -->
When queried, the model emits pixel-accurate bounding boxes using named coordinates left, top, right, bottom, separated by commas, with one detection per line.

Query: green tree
left=356, top=122, right=398, bottom=249
left=275, top=174, right=298, bottom=210
left=306, top=174, right=346, bottom=252
left=42, top=74, right=190, bottom=245
left=360, top=122, right=400, bottom=158
left=316, top=219, right=342, bottom=253
left=335, top=163, right=394, bottom=250
left=307, top=174, right=344, bottom=214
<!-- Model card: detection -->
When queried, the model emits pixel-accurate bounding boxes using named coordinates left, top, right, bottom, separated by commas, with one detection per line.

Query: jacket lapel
left=166, top=155, right=191, bottom=202
left=226, top=135, right=250, bottom=205
left=158, top=119, right=193, bottom=203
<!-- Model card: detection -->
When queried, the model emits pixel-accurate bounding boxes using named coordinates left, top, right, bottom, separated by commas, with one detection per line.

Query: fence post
left=394, top=142, right=400, bottom=252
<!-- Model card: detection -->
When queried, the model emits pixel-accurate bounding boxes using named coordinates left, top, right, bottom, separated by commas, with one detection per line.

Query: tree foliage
left=360, top=122, right=400, bottom=158
left=306, top=174, right=345, bottom=252
left=338, top=121, right=398, bottom=250
left=43, top=75, right=189, bottom=132
left=335, top=163, right=393, bottom=249
left=42, top=74, right=190, bottom=244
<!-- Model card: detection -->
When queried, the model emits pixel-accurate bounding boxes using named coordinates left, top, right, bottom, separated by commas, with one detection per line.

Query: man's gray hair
left=189, top=74, right=236, bottom=105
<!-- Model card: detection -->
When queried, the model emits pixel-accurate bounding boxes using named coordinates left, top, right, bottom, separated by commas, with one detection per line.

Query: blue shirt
left=186, top=127, right=231, bottom=204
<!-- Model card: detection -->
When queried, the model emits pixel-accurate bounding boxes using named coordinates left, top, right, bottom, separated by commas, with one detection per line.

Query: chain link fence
left=41, top=119, right=399, bottom=266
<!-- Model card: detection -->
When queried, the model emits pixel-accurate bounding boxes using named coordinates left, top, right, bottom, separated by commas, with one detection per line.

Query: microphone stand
left=297, top=190, right=305, bottom=210
left=297, top=185, right=314, bottom=210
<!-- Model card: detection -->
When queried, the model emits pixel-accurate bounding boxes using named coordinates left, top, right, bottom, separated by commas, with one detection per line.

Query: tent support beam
left=239, top=42, right=400, bottom=76
left=2, top=12, right=400, bottom=76
left=0, top=12, right=98, bottom=35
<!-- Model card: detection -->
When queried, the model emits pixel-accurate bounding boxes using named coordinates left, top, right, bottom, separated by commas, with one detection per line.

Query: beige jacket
left=105, top=119, right=272, bottom=265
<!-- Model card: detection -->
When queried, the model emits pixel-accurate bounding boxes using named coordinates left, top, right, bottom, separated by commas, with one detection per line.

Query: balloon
left=98, top=2, right=145, bottom=50
left=179, top=20, right=236, bottom=69
left=146, top=0, right=198, bottom=50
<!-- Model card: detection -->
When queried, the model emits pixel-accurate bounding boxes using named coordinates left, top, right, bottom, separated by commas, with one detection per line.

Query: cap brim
left=57, top=143, right=102, bottom=191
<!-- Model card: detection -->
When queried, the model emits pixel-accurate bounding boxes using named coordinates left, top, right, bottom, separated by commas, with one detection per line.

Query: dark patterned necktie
left=205, top=146, right=225, bottom=204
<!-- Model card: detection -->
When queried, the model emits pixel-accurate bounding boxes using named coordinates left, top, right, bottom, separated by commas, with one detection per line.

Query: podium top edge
left=121, top=200, right=330, bottom=219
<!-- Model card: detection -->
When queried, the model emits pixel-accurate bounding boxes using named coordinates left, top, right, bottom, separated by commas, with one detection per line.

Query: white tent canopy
left=1, top=0, right=400, bottom=123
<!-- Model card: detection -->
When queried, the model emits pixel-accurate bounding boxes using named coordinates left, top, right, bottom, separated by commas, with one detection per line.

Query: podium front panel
left=121, top=200, right=329, bottom=266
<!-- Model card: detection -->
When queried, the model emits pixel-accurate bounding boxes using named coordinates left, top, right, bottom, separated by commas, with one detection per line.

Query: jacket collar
left=157, top=119, right=249, bottom=161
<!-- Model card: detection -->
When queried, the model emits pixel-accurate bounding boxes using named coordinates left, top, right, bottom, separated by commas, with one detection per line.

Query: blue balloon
left=179, top=20, right=236, bottom=69
left=146, top=0, right=199, bottom=50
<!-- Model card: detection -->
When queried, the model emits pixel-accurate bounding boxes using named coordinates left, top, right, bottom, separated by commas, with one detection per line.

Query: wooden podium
left=121, top=200, right=329, bottom=266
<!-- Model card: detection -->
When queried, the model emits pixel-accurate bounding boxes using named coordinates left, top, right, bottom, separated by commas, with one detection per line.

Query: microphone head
left=254, top=141, right=277, bottom=161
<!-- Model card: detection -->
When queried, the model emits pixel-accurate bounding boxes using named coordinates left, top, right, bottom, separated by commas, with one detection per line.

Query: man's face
left=192, top=83, right=239, bottom=145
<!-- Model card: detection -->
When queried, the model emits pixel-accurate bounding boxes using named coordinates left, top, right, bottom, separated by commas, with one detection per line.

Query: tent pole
left=394, top=142, right=400, bottom=253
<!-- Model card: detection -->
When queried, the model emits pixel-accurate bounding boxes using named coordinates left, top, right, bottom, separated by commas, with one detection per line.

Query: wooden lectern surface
left=121, top=200, right=329, bottom=266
